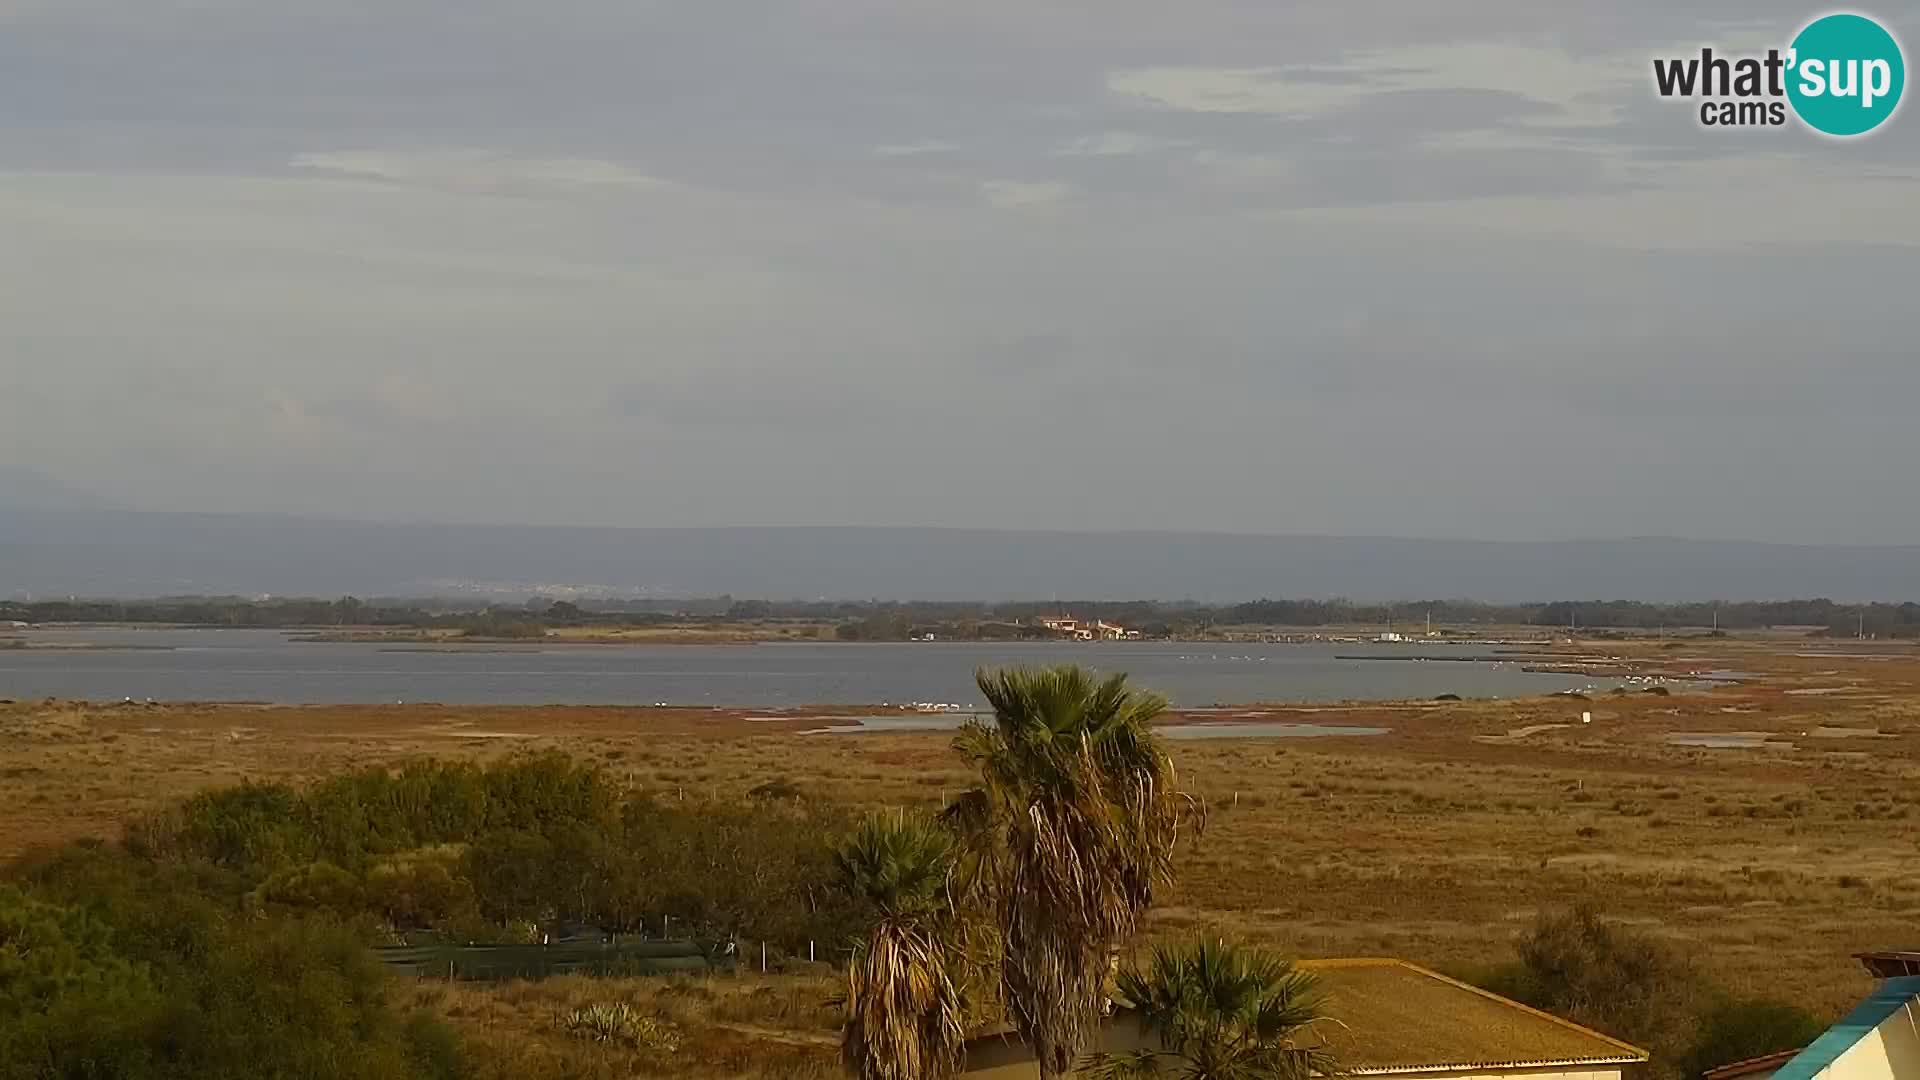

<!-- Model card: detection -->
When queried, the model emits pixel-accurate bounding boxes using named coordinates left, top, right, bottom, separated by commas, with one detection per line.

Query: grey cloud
left=4, top=0, right=1920, bottom=542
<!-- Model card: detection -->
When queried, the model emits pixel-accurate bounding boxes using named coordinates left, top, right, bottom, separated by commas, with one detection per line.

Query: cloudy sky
left=3, top=0, right=1918, bottom=543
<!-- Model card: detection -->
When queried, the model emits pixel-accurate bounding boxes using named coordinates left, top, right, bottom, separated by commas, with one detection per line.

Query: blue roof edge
left=1770, top=976, right=1920, bottom=1080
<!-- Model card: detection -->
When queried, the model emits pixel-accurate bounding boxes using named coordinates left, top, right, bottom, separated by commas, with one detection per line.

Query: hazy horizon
left=5, top=503, right=1918, bottom=601
left=11, top=467, right=1920, bottom=550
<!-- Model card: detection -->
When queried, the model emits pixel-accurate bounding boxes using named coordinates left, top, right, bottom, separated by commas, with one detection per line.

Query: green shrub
left=250, top=860, right=366, bottom=914
left=1490, top=906, right=1709, bottom=1079
left=1680, top=997, right=1825, bottom=1080
left=135, top=781, right=310, bottom=869
left=159, top=915, right=426, bottom=1078
left=0, top=874, right=462, bottom=1080
left=364, top=852, right=478, bottom=928
left=0, top=884, right=163, bottom=1079
left=33, top=751, right=875, bottom=975
left=0, top=751, right=908, bottom=1078
left=560, top=1002, right=680, bottom=1053
left=619, top=796, right=867, bottom=946
left=464, top=828, right=564, bottom=924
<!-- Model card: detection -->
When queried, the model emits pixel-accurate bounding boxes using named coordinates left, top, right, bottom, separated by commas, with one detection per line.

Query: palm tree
left=1084, top=938, right=1339, bottom=1080
left=946, top=665, right=1196, bottom=1080
left=835, top=812, right=969, bottom=1080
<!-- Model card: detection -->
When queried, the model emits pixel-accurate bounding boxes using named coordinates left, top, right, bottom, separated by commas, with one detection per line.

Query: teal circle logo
left=1787, top=13, right=1905, bottom=136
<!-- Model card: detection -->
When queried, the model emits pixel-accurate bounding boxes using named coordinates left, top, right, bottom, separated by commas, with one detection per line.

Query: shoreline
left=6, top=621, right=1796, bottom=647
left=0, top=677, right=1714, bottom=716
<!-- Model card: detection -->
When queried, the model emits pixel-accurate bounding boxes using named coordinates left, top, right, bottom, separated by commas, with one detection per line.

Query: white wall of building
left=1814, top=1003, right=1920, bottom=1080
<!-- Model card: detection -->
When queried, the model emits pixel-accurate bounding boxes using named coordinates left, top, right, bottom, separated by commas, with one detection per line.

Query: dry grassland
left=4, top=637, right=1917, bottom=1068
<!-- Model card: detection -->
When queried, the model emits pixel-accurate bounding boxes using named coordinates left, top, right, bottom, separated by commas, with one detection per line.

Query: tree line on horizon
left=6, top=595, right=1920, bottom=640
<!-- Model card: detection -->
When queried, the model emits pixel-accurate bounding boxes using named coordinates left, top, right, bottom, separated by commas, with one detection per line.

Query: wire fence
left=376, top=938, right=712, bottom=981
left=376, top=934, right=833, bottom=981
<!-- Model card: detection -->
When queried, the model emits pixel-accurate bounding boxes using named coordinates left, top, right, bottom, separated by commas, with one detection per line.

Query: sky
left=3, top=0, right=1918, bottom=543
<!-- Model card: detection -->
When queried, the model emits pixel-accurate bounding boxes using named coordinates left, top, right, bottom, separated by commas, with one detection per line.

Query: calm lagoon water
left=0, top=628, right=1617, bottom=707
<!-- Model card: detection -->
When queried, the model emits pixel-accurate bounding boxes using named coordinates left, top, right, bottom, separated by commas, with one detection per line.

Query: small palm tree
left=835, top=812, right=968, bottom=1080
left=1085, top=938, right=1339, bottom=1080
left=946, top=665, right=1197, bottom=1080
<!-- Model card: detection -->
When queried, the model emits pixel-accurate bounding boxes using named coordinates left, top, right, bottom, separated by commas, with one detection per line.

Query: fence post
left=809, top=940, right=815, bottom=963
left=761, top=941, right=767, bottom=974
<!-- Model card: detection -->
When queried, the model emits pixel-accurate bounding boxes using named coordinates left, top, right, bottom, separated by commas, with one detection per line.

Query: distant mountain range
left=1, top=503, right=1916, bottom=602
left=0, top=466, right=116, bottom=511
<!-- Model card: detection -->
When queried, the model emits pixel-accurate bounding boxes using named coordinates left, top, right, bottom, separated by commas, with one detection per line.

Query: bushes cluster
left=128, top=754, right=615, bottom=870
left=2, top=752, right=880, bottom=1077
left=0, top=864, right=461, bottom=1080
left=1474, top=906, right=1827, bottom=1080
left=123, top=752, right=867, bottom=949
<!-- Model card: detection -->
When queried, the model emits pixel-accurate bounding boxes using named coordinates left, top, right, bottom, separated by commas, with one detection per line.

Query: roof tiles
left=1296, top=958, right=1649, bottom=1073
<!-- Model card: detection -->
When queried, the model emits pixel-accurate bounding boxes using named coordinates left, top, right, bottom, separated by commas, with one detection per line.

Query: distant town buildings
left=1035, top=616, right=1141, bottom=641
